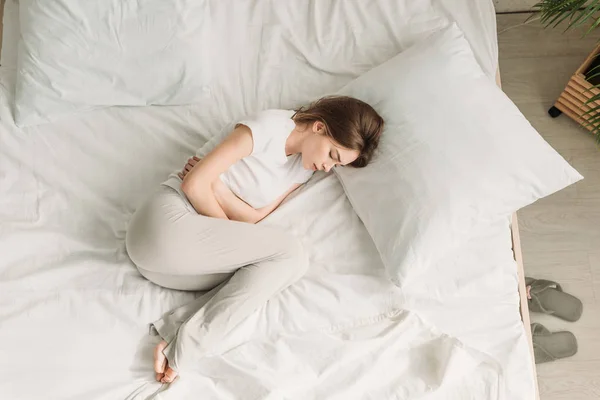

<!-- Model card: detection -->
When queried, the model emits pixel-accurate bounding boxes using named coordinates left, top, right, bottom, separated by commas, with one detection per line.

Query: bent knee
left=126, top=217, right=155, bottom=269
left=125, top=211, right=166, bottom=272
left=282, top=236, right=310, bottom=279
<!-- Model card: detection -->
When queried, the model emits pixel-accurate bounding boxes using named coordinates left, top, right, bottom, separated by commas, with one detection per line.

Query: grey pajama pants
left=125, top=185, right=309, bottom=373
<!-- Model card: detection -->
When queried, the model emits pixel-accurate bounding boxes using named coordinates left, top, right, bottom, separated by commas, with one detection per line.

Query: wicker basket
left=549, top=44, right=600, bottom=134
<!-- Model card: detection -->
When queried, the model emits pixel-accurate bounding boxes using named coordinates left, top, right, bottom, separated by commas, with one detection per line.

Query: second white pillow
left=15, top=0, right=209, bottom=126
left=335, top=24, right=583, bottom=286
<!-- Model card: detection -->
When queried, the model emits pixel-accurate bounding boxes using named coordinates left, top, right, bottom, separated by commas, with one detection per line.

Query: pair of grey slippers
left=526, top=277, right=583, bottom=364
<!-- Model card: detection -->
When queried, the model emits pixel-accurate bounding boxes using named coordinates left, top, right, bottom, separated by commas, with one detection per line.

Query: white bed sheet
left=0, top=1, right=535, bottom=399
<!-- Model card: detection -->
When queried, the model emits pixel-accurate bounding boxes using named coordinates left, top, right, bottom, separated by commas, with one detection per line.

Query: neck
left=285, top=121, right=310, bottom=156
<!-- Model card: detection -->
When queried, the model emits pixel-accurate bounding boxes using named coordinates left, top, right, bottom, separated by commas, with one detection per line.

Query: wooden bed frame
left=0, top=2, right=538, bottom=397
left=512, top=212, right=540, bottom=400
left=498, top=68, right=540, bottom=400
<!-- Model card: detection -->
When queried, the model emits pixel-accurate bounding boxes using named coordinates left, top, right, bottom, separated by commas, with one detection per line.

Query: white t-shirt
left=162, top=109, right=314, bottom=209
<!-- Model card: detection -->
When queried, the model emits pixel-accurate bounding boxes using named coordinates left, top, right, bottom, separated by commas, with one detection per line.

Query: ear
left=312, top=121, right=325, bottom=134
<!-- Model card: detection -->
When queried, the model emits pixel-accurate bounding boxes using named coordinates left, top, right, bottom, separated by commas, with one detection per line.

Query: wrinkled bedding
left=0, top=1, right=535, bottom=399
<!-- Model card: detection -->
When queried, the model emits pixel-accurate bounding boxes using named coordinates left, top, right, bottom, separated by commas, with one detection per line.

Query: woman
left=125, top=95, right=384, bottom=384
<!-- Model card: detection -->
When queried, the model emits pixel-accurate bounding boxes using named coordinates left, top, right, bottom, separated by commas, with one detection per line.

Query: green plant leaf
left=556, top=0, right=586, bottom=25
left=570, top=0, right=600, bottom=27
left=581, top=101, right=600, bottom=114
left=553, top=7, right=583, bottom=29
left=578, top=104, right=600, bottom=138
left=583, top=95, right=600, bottom=111
left=533, top=0, right=596, bottom=31
left=579, top=82, right=600, bottom=97
left=580, top=106, right=600, bottom=120
left=584, top=92, right=600, bottom=103
left=584, top=70, right=600, bottom=81
left=584, top=14, right=600, bottom=35
left=586, top=56, right=600, bottom=72
left=573, top=95, right=600, bottom=140
left=578, top=111, right=599, bottom=127
left=533, top=0, right=600, bottom=141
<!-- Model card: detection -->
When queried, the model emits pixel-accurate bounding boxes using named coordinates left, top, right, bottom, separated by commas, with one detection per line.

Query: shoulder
left=236, top=109, right=294, bottom=155
left=240, top=109, right=294, bottom=126
left=236, top=109, right=295, bottom=139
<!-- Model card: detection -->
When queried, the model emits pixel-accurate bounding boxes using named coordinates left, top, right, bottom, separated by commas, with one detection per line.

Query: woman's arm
left=211, top=179, right=262, bottom=223
left=212, top=179, right=301, bottom=224
left=254, top=183, right=301, bottom=223
left=180, top=125, right=253, bottom=219
left=180, top=159, right=247, bottom=220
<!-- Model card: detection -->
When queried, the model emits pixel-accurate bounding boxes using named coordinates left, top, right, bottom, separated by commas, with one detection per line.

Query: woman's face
left=301, top=121, right=360, bottom=172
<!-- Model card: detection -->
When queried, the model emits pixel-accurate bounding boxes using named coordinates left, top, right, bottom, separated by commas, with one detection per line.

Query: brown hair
left=292, top=95, right=384, bottom=168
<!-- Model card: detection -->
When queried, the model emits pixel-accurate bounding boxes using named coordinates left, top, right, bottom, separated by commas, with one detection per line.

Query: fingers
left=179, top=163, right=192, bottom=180
left=184, top=157, right=198, bottom=172
left=178, top=156, right=201, bottom=181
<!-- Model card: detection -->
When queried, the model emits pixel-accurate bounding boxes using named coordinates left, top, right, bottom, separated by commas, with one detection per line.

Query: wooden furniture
left=512, top=211, right=540, bottom=400
left=498, top=69, right=540, bottom=400
left=549, top=43, right=600, bottom=132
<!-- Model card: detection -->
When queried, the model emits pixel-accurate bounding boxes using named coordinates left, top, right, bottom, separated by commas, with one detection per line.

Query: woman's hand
left=180, top=126, right=252, bottom=220
left=254, top=183, right=301, bottom=222
left=176, top=153, right=300, bottom=224
left=178, top=156, right=202, bottom=180
left=212, top=179, right=301, bottom=224
left=212, top=179, right=263, bottom=223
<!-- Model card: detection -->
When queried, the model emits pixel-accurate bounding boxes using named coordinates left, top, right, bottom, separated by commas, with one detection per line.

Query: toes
left=161, top=367, right=179, bottom=383
left=156, top=372, right=164, bottom=382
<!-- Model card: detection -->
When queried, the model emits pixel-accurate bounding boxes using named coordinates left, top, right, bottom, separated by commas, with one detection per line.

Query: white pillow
left=15, top=0, right=208, bottom=126
left=334, top=24, right=583, bottom=286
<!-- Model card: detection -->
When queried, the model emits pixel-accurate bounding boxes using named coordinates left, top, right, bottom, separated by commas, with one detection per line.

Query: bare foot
left=161, top=365, right=179, bottom=384
left=154, top=340, right=179, bottom=384
left=154, top=341, right=168, bottom=382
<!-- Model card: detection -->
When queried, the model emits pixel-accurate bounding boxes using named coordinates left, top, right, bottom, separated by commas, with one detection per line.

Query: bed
left=0, top=1, right=540, bottom=399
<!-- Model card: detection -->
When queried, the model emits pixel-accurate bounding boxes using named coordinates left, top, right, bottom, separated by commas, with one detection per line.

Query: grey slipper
left=531, top=323, right=578, bottom=364
left=525, top=277, right=583, bottom=322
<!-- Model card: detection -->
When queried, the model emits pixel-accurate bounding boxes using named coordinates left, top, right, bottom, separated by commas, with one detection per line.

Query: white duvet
left=0, top=1, right=535, bottom=399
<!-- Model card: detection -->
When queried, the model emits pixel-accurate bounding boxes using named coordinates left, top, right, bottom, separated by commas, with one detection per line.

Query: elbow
left=246, top=214, right=261, bottom=225
left=232, top=208, right=262, bottom=224
left=180, top=178, right=194, bottom=197
left=181, top=177, right=206, bottom=199
left=230, top=209, right=261, bottom=224
left=251, top=208, right=270, bottom=224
